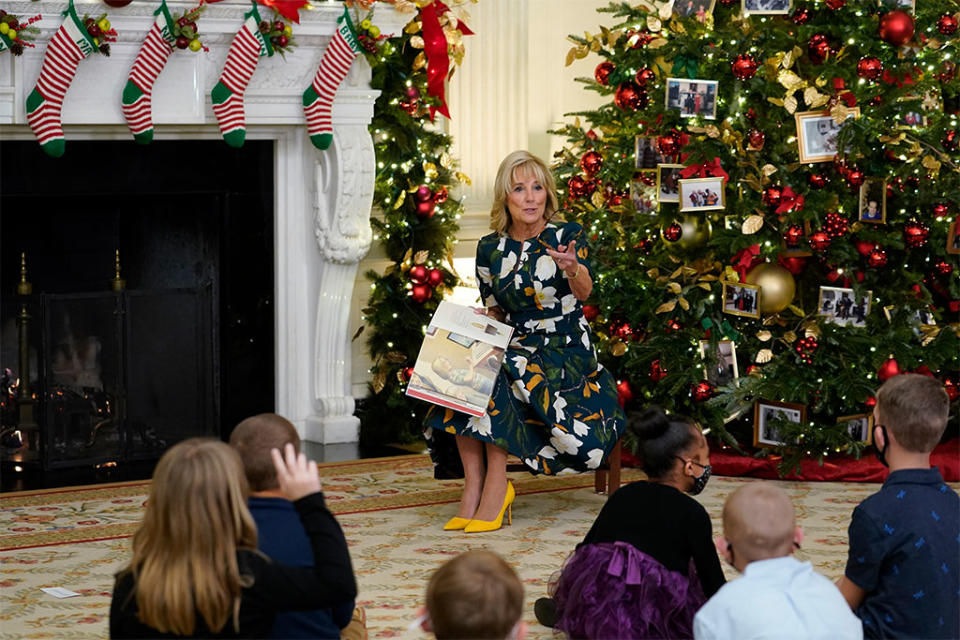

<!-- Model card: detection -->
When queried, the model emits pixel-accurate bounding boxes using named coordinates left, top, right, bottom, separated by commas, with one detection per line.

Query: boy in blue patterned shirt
left=838, top=374, right=959, bottom=638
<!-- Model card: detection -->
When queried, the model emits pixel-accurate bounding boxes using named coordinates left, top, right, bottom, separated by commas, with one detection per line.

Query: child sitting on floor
left=420, top=550, right=525, bottom=640
left=837, top=374, right=959, bottom=638
left=535, top=406, right=725, bottom=639
left=693, top=482, right=862, bottom=639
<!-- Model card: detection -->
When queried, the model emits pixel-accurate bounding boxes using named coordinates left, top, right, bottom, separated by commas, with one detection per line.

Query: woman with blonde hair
left=110, top=439, right=356, bottom=638
left=425, top=150, right=626, bottom=533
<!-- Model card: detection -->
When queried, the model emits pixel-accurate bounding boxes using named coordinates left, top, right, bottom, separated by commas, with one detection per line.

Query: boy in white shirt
left=694, top=483, right=862, bottom=640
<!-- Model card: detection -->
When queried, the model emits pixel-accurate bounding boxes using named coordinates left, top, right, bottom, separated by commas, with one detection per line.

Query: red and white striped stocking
left=302, top=7, right=360, bottom=150
left=210, top=3, right=271, bottom=148
left=121, top=0, right=176, bottom=145
left=25, top=0, right=97, bottom=158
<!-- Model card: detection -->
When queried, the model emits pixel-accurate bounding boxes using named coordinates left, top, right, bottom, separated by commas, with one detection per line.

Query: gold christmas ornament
left=744, top=262, right=796, bottom=314
left=662, top=215, right=712, bottom=250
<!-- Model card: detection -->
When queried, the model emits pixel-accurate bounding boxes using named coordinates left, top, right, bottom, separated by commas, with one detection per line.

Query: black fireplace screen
left=1, top=287, right=216, bottom=469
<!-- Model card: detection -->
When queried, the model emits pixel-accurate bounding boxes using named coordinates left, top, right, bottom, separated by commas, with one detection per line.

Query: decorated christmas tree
left=552, top=0, right=959, bottom=470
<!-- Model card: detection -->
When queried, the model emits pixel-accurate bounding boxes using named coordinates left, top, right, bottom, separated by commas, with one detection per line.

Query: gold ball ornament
left=744, top=263, right=796, bottom=314
left=661, top=215, right=712, bottom=250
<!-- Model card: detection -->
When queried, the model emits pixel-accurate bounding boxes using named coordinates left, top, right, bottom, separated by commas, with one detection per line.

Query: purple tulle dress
left=549, top=541, right=706, bottom=639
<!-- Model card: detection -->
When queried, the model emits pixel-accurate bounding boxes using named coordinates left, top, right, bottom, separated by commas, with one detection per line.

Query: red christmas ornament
left=784, top=225, right=805, bottom=247
left=809, top=231, right=832, bottom=252
left=824, top=0, right=845, bottom=9
left=903, top=219, right=930, bottom=248
left=937, top=14, right=958, bottom=36
left=410, top=283, right=433, bottom=304
left=867, top=248, right=888, bottom=268
left=942, top=130, right=958, bottom=152
left=614, top=82, right=647, bottom=111
left=691, top=381, right=714, bottom=402
left=778, top=255, right=807, bottom=275
left=731, top=54, right=759, bottom=80
left=719, top=0, right=736, bottom=6
left=823, top=212, right=849, bottom=238
left=747, top=129, right=765, bottom=151
left=626, top=28, right=655, bottom=48
left=792, top=7, right=812, bottom=24
left=414, top=185, right=433, bottom=202
left=855, top=240, right=876, bottom=256
left=877, top=357, right=901, bottom=382
left=430, top=188, right=447, bottom=205
left=399, top=100, right=419, bottom=115
left=657, top=132, right=681, bottom=156
left=944, top=379, right=960, bottom=402
left=856, top=57, right=883, bottom=80
left=937, top=62, right=956, bottom=84
left=933, top=203, right=950, bottom=218
left=405, top=86, right=421, bottom=100
left=665, top=318, right=683, bottom=333
left=582, top=305, right=600, bottom=321
left=808, top=173, right=828, bottom=189
left=663, top=222, right=683, bottom=242
left=649, top=359, right=668, bottom=382
left=933, top=260, right=954, bottom=276
left=409, top=265, right=429, bottom=284
left=427, top=268, right=445, bottom=287
left=402, top=366, right=414, bottom=381
left=634, top=238, right=654, bottom=254
left=845, top=168, right=866, bottom=189
left=567, top=175, right=589, bottom=198
left=762, top=185, right=783, bottom=209
left=635, top=67, right=656, bottom=87
left=104, top=0, right=134, bottom=6
left=613, top=322, right=634, bottom=340
left=879, top=10, right=914, bottom=47
left=594, top=61, right=615, bottom=86
left=415, top=200, right=436, bottom=218
left=616, top=379, right=634, bottom=407
left=580, top=151, right=604, bottom=177
left=808, top=33, right=832, bottom=63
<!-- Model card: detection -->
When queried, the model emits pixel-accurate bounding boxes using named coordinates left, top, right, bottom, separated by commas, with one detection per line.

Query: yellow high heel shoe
left=443, top=516, right=472, bottom=531
left=464, top=481, right=515, bottom=533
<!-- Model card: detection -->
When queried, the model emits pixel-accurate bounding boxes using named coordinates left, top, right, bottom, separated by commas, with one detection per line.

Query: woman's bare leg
left=473, top=442, right=509, bottom=521
left=454, top=435, right=485, bottom=519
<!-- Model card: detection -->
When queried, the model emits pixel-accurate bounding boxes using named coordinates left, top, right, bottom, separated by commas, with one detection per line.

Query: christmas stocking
left=25, top=0, right=97, bottom=158
left=121, top=0, right=176, bottom=145
left=210, top=3, right=272, bottom=148
left=302, top=7, right=360, bottom=150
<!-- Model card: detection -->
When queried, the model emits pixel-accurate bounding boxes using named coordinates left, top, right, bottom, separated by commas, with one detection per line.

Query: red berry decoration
left=905, top=175, right=920, bottom=190
left=809, top=231, right=832, bottom=252
left=616, top=379, right=634, bottom=407
left=845, top=168, right=866, bottom=189
left=856, top=57, right=883, bottom=80
left=731, top=54, right=759, bottom=80
left=932, top=203, right=950, bottom=218
left=399, top=100, right=419, bottom=115
left=937, top=14, right=958, bottom=35
left=747, top=128, right=765, bottom=151
left=663, top=222, right=683, bottom=242
left=933, top=260, right=953, bottom=276
left=410, top=283, right=433, bottom=304
left=794, top=336, right=818, bottom=364
left=595, top=61, right=615, bottom=86
left=808, top=173, right=828, bottom=189
left=903, top=219, right=930, bottom=248
left=792, top=7, right=812, bottom=24
left=867, top=248, right=888, bottom=268
left=879, top=10, right=914, bottom=47
left=692, top=381, right=714, bottom=402
left=665, top=318, right=683, bottom=333
left=635, top=67, right=656, bottom=87
left=614, top=82, right=646, bottom=110
left=808, top=33, right=832, bottom=63
left=942, top=130, right=958, bottom=152
left=567, top=175, right=589, bottom=198
left=580, top=151, right=604, bottom=177
left=825, top=0, right=845, bottom=8
left=415, top=200, right=436, bottom=218
left=409, top=265, right=429, bottom=284
left=823, top=212, right=849, bottom=238
left=877, top=357, right=901, bottom=382
left=634, top=238, right=654, bottom=254
left=657, top=132, right=681, bottom=156
left=784, top=225, right=805, bottom=247
left=649, top=359, right=668, bottom=382
left=427, top=268, right=444, bottom=287
left=762, top=185, right=783, bottom=209
left=433, top=187, right=448, bottom=204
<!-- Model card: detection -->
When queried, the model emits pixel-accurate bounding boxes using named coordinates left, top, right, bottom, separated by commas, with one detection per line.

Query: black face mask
left=676, top=456, right=712, bottom=495
left=874, top=424, right=890, bottom=468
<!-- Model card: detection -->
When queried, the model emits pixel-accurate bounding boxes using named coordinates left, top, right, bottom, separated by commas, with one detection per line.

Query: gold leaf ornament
left=783, top=95, right=798, bottom=114
left=756, top=330, right=772, bottom=341
left=755, top=348, right=774, bottom=363
left=413, top=51, right=427, bottom=71
left=741, top=215, right=765, bottom=235
left=655, top=300, right=677, bottom=314
left=455, top=171, right=471, bottom=185
left=667, top=281, right=683, bottom=294
left=803, top=87, right=829, bottom=109
left=647, top=16, right=662, bottom=32
left=422, top=162, right=439, bottom=180
left=410, top=35, right=425, bottom=49
left=777, top=69, right=805, bottom=92
left=610, top=341, right=627, bottom=357
left=414, top=250, right=430, bottom=264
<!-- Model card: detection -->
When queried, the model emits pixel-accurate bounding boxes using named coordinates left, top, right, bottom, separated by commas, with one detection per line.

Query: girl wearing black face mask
left=534, top=407, right=725, bottom=640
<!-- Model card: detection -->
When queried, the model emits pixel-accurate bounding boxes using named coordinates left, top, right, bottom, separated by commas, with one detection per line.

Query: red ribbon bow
left=421, top=0, right=473, bottom=121
left=731, top=245, right=761, bottom=280
left=774, top=186, right=805, bottom=215
left=679, top=157, right=728, bottom=183
left=206, top=0, right=309, bottom=23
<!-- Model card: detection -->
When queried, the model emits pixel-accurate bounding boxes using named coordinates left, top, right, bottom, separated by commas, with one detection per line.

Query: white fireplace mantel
left=0, top=0, right=409, bottom=443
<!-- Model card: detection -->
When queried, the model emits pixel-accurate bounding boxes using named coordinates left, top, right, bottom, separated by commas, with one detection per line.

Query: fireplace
left=0, top=1, right=409, bottom=464
left=1, top=140, right=274, bottom=468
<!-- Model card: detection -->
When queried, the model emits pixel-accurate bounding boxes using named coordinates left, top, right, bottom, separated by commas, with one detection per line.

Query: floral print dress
left=424, top=221, right=626, bottom=475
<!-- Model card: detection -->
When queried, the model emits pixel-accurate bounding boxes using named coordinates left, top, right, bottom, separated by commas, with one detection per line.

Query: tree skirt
left=622, top=439, right=959, bottom=483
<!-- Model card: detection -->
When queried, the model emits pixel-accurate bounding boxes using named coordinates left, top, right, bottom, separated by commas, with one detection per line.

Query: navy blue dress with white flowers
left=425, top=221, right=626, bottom=475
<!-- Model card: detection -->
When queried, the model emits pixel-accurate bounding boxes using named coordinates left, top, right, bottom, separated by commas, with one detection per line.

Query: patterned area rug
left=2, top=454, right=948, bottom=639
